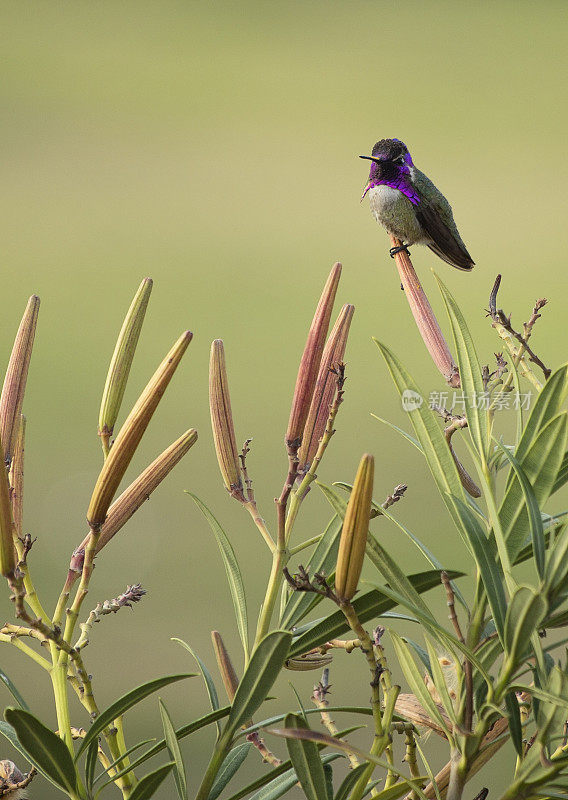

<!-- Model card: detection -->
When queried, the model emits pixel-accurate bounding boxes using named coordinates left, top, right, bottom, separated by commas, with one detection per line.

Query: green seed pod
left=0, top=437, right=16, bottom=578
left=335, top=453, right=374, bottom=601
left=0, top=295, right=40, bottom=465
left=209, top=340, right=244, bottom=501
left=87, top=331, right=192, bottom=528
left=73, top=429, right=197, bottom=565
left=98, top=278, right=153, bottom=450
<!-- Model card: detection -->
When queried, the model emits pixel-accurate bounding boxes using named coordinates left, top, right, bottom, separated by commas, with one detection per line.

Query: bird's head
left=359, top=139, right=413, bottom=200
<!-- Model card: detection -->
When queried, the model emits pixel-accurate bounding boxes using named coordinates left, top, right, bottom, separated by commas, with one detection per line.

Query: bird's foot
left=389, top=243, right=411, bottom=259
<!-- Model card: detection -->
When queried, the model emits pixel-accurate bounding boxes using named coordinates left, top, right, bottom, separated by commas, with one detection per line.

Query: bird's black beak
left=359, top=155, right=382, bottom=201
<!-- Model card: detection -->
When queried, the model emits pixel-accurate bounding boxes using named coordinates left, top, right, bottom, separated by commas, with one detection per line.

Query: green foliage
left=125, top=763, right=174, bottom=800
left=208, top=743, right=251, bottom=800
left=76, top=674, right=194, bottom=760
left=4, top=709, right=79, bottom=796
left=172, top=638, right=221, bottom=736
left=436, top=275, right=489, bottom=460
left=159, top=699, right=188, bottom=800
left=186, top=493, right=249, bottom=661
left=224, top=631, right=292, bottom=738
left=0, top=668, right=28, bottom=711
left=283, top=713, right=328, bottom=800
left=4, top=268, right=568, bottom=800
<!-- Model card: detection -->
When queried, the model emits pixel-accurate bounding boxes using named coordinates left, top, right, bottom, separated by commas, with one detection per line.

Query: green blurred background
left=2, top=1, right=568, bottom=796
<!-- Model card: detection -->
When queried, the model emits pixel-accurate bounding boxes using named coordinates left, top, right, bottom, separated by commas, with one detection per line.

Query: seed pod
left=98, top=278, right=153, bottom=449
left=285, top=263, right=341, bottom=452
left=335, top=453, right=374, bottom=601
left=209, top=340, right=244, bottom=501
left=73, top=429, right=197, bottom=566
left=0, top=295, right=40, bottom=465
left=0, top=438, right=16, bottom=578
left=211, top=630, right=239, bottom=702
left=87, top=331, right=192, bottom=528
left=9, top=416, right=25, bottom=538
left=298, top=303, right=354, bottom=472
left=389, top=236, right=459, bottom=387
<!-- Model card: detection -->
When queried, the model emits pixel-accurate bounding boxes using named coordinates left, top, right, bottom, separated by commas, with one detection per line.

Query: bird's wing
left=415, top=201, right=475, bottom=271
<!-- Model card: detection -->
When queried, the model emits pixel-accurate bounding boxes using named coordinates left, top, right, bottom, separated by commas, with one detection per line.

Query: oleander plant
left=1, top=257, right=568, bottom=800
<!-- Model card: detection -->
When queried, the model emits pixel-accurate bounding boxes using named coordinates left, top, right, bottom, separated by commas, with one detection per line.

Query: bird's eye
left=394, top=155, right=405, bottom=165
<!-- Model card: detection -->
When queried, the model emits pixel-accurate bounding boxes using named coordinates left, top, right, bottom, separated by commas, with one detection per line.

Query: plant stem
left=446, top=751, right=467, bottom=800
left=0, top=631, right=51, bottom=670
left=57, top=528, right=134, bottom=796
left=243, top=501, right=275, bottom=552
left=50, top=662, right=74, bottom=752
left=340, top=601, right=392, bottom=800
left=289, top=534, right=322, bottom=555
left=195, top=736, right=231, bottom=800
left=285, top=373, right=344, bottom=543
left=60, top=528, right=100, bottom=663
left=254, top=545, right=289, bottom=645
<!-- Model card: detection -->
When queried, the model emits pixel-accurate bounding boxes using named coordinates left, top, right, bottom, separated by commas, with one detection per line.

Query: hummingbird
left=360, top=138, right=474, bottom=270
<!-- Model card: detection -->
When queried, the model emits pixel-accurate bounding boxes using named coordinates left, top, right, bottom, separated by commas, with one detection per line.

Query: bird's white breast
left=367, top=184, right=402, bottom=216
left=367, top=184, right=423, bottom=243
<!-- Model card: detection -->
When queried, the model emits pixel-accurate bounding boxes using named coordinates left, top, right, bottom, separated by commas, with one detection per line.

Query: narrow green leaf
left=225, top=631, right=292, bottom=737
left=496, top=440, right=546, bottom=578
left=280, top=515, right=343, bottom=630
left=533, top=667, right=568, bottom=745
left=499, top=414, right=568, bottom=562
left=373, top=340, right=468, bottom=538
left=366, top=582, right=491, bottom=683
left=4, top=708, right=78, bottom=793
left=109, top=707, right=230, bottom=779
left=511, top=679, right=568, bottom=712
left=93, top=739, right=156, bottom=788
left=284, top=713, right=328, bottom=800
left=323, top=762, right=334, bottom=800
left=436, top=275, right=488, bottom=459
left=404, top=639, right=432, bottom=675
left=127, top=763, right=174, bottom=800
left=172, top=638, right=220, bottom=735
left=334, top=763, right=369, bottom=800
left=514, top=364, right=568, bottom=465
left=389, top=634, right=453, bottom=739
left=266, top=728, right=428, bottom=799
left=245, top=754, right=342, bottom=800
left=369, top=784, right=423, bottom=800
left=159, top=700, right=188, bottom=800
left=370, top=415, right=423, bottom=454
left=0, top=720, right=61, bottom=791
left=288, top=570, right=463, bottom=658
left=504, top=586, right=548, bottom=667
left=85, top=738, right=99, bottom=791
left=242, top=708, right=372, bottom=739
left=552, top=451, right=568, bottom=494
left=544, top=523, right=568, bottom=601
left=415, top=740, right=442, bottom=800
left=76, top=673, right=194, bottom=760
left=424, top=639, right=458, bottom=726
left=504, top=691, right=523, bottom=757
left=188, top=493, right=249, bottom=660
left=209, top=743, right=251, bottom=800
left=0, top=668, right=28, bottom=710
left=448, top=494, right=507, bottom=643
